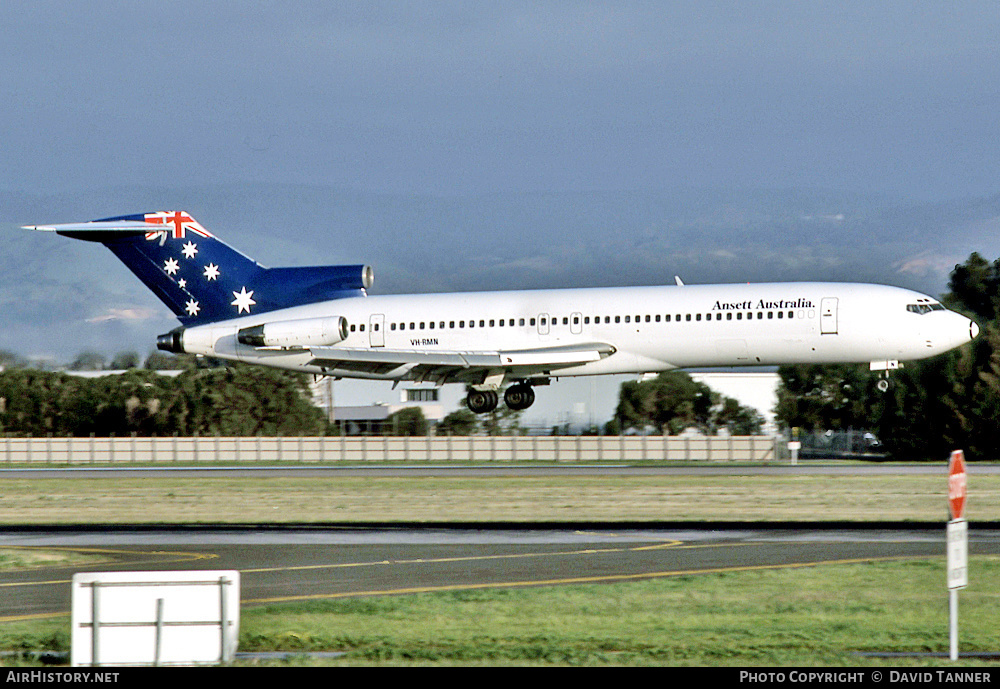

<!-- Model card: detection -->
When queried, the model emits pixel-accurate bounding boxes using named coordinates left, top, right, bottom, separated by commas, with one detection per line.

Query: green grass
left=0, top=547, right=111, bottom=571
left=232, top=557, right=1000, bottom=666
left=4, top=557, right=997, bottom=666
left=1, top=472, right=999, bottom=523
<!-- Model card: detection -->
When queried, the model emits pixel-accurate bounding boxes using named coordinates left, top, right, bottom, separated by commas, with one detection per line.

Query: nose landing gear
left=870, top=360, right=900, bottom=393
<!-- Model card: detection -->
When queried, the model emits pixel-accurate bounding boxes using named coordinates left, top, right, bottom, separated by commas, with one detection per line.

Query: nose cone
left=927, top=312, right=981, bottom=355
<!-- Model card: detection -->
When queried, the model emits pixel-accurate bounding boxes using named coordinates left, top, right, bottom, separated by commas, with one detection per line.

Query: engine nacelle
left=237, top=316, right=348, bottom=348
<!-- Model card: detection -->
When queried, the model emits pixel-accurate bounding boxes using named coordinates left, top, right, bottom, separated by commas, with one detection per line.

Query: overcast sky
left=2, top=1, right=999, bottom=201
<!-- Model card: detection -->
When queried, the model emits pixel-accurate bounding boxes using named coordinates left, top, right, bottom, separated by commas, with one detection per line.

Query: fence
left=0, top=434, right=781, bottom=463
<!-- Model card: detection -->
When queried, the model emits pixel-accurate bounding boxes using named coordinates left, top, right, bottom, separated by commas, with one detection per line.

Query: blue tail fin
left=27, top=211, right=371, bottom=325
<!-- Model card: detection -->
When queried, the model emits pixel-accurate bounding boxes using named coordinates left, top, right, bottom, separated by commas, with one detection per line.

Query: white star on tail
left=163, top=257, right=179, bottom=275
left=231, top=286, right=256, bottom=314
left=185, top=299, right=200, bottom=316
left=181, top=241, right=198, bottom=259
left=203, top=263, right=220, bottom=281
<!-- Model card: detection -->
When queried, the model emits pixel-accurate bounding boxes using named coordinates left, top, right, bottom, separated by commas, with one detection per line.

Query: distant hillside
left=2, top=184, right=999, bottom=361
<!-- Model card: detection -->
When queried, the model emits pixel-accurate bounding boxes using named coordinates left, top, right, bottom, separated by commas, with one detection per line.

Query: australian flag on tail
left=24, top=211, right=373, bottom=326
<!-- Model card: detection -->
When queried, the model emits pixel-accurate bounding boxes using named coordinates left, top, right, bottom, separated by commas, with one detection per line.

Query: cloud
left=85, top=308, right=161, bottom=324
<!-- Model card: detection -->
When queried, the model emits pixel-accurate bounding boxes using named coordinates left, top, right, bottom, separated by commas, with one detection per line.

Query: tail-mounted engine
left=237, top=316, right=349, bottom=348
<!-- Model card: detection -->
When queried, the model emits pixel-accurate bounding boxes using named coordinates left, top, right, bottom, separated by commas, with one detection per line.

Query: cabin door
left=820, top=298, right=838, bottom=335
left=370, top=314, right=385, bottom=347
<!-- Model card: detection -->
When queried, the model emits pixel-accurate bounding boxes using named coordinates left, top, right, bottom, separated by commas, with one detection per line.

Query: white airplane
left=26, top=211, right=979, bottom=413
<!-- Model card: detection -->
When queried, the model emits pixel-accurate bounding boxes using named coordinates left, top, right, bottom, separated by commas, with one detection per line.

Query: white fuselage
left=178, top=281, right=978, bottom=385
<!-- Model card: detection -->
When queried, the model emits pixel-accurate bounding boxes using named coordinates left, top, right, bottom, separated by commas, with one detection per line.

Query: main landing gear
left=466, top=383, right=536, bottom=414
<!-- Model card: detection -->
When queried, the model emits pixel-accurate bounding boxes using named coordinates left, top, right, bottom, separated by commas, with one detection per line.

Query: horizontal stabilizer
left=23, top=220, right=153, bottom=233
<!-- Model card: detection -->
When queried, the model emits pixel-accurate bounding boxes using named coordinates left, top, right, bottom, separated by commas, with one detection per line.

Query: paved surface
left=2, top=526, right=998, bottom=622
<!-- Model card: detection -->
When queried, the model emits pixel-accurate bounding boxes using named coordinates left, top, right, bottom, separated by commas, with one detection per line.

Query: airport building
left=311, top=370, right=780, bottom=435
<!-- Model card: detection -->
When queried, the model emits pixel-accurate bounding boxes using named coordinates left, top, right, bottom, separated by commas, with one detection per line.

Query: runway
left=2, top=526, right=998, bottom=622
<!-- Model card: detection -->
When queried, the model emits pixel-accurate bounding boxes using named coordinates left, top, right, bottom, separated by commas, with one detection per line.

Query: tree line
left=608, top=371, right=765, bottom=436
left=0, top=360, right=328, bottom=437
left=1, top=348, right=765, bottom=438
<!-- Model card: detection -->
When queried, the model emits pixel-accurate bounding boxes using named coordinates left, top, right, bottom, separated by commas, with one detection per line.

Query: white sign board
left=947, top=519, right=968, bottom=590
left=71, top=570, right=240, bottom=667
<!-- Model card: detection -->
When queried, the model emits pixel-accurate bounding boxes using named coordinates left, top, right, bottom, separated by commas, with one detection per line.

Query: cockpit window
left=907, top=302, right=946, bottom=314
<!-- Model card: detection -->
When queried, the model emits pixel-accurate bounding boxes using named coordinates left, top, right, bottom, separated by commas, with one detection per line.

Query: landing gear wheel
left=466, top=389, right=499, bottom=414
left=504, top=384, right=535, bottom=411
left=876, top=379, right=889, bottom=393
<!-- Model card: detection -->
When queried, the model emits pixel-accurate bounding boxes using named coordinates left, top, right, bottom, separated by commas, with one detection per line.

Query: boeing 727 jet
left=25, top=211, right=979, bottom=413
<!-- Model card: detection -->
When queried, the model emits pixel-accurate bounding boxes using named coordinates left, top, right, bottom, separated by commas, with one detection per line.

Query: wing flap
left=308, top=342, right=615, bottom=378
left=309, top=347, right=502, bottom=369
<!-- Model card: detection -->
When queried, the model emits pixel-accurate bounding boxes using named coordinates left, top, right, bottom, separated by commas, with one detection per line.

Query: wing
left=307, top=342, right=616, bottom=384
